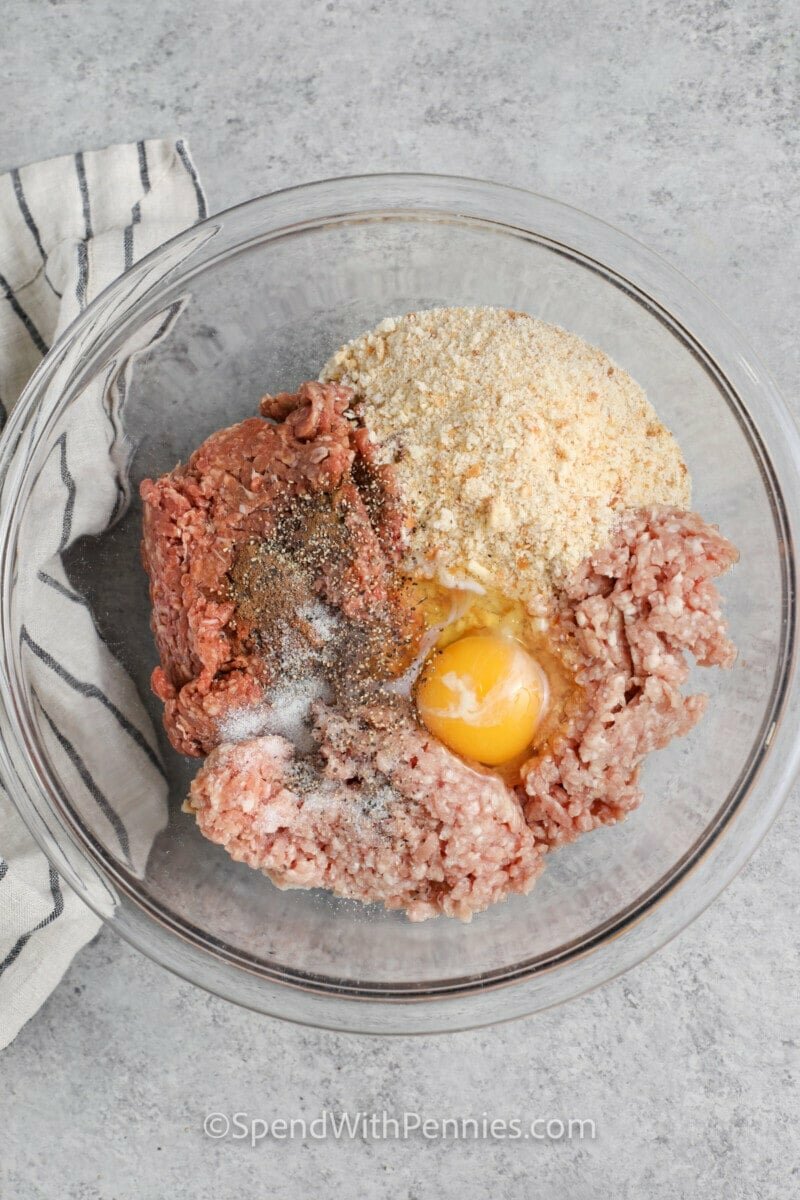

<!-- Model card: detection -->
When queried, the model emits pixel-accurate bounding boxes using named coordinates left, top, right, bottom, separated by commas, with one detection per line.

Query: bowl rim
left=1, top=170, right=798, bottom=1033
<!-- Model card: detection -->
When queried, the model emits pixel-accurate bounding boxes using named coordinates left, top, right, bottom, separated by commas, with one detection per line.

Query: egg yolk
left=416, top=633, right=547, bottom=765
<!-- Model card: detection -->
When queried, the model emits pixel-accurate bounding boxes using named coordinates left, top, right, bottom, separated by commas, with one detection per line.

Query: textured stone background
left=1, top=1, right=798, bottom=1197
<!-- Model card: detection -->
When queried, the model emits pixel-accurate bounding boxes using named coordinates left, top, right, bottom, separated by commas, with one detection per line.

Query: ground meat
left=144, top=378, right=738, bottom=921
left=520, top=507, right=738, bottom=846
left=187, top=702, right=543, bottom=922
left=140, top=382, right=410, bottom=756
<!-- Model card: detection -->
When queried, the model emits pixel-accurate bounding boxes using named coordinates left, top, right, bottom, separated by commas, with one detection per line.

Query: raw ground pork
left=521, top=507, right=738, bottom=846
left=187, top=703, right=543, bottom=922
left=140, top=381, right=407, bottom=756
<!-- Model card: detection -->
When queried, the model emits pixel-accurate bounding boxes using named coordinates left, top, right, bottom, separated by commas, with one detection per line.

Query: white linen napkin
left=0, top=138, right=207, bottom=1050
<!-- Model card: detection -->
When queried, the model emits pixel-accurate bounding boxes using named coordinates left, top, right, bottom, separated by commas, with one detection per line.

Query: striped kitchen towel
left=0, top=138, right=207, bottom=1050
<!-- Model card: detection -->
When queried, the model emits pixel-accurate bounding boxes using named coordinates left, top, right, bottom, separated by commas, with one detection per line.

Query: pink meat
left=187, top=704, right=543, bottom=922
left=520, top=507, right=738, bottom=846
left=147, top=386, right=739, bottom=926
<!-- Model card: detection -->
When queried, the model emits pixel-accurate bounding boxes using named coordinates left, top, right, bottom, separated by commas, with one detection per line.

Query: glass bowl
left=1, top=174, right=798, bottom=1035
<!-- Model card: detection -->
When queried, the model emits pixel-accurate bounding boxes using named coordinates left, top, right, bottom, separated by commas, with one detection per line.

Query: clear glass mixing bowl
left=1, top=175, right=798, bottom=1034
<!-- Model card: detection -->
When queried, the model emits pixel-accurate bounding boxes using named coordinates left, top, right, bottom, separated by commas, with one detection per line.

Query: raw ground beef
left=520, top=507, right=738, bottom=846
left=140, top=381, right=408, bottom=756
left=187, top=702, right=543, bottom=922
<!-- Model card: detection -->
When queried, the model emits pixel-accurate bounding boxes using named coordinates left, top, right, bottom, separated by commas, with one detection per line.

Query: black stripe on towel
left=124, top=142, right=151, bottom=271
left=0, top=269, right=49, bottom=356
left=37, top=570, right=90, bottom=607
left=137, top=140, right=151, bottom=194
left=75, top=151, right=93, bottom=239
left=175, top=140, right=207, bottom=220
left=38, top=705, right=132, bottom=864
left=0, top=859, right=8, bottom=883
left=0, top=866, right=64, bottom=979
left=123, top=223, right=133, bottom=273
left=10, top=169, right=62, bottom=298
left=56, top=433, right=76, bottom=552
left=150, top=300, right=184, bottom=345
left=123, top=200, right=142, bottom=273
left=10, top=169, right=48, bottom=262
left=75, top=241, right=89, bottom=310
left=20, top=626, right=165, bottom=777
left=74, top=153, right=92, bottom=309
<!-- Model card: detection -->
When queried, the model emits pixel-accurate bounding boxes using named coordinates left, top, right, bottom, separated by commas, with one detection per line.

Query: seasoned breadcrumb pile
left=322, top=307, right=691, bottom=606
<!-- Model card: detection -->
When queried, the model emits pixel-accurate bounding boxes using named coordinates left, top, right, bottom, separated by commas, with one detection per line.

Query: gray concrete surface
left=1, top=1, right=798, bottom=1196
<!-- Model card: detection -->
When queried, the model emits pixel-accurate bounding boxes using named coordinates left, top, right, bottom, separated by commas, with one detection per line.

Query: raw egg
left=416, top=632, right=547, bottom=765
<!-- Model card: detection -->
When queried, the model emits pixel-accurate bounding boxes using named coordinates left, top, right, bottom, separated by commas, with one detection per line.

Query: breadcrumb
left=322, top=307, right=691, bottom=606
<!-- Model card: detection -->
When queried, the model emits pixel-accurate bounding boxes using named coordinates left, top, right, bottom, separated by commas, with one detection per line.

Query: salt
left=296, top=598, right=339, bottom=644
left=218, top=674, right=331, bottom=752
